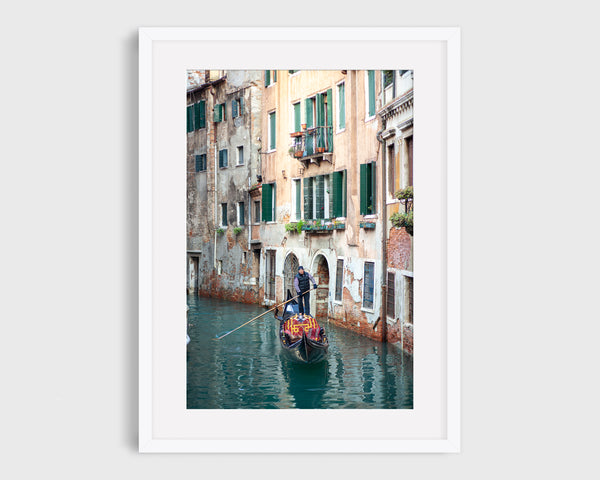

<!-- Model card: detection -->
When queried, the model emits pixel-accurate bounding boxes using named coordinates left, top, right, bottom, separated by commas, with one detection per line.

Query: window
left=360, top=162, right=376, bottom=215
left=218, top=149, right=228, bottom=168
left=386, top=271, right=395, bottom=319
left=292, top=179, right=301, bottom=221
left=337, top=82, right=345, bottom=131
left=388, top=144, right=396, bottom=197
left=383, top=70, right=395, bottom=105
left=406, top=136, right=413, bottom=187
left=237, top=146, right=244, bottom=165
left=383, top=70, right=394, bottom=89
left=261, top=183, right=276, bottom=222
left=187, top=100, right=206, bottom=132
left=253, top=200, right=260, bottom=225
left=305, top=175, right=327, bottom=219
left=316, top=89, right=333, bottom=152
left=366, top=70, right=376, bottom=118
left=265, top=70, right=277, bottom=87
left=266, top=250, right=276, bottom=301
left=363, top=261, right=375, bottom=309
left=268, top=111, right=276, bottom=151
left=217, top=260, right=222, bottom=275
left=303, top=172, right=345, bottom=220
left=288, top=70, right=299, bottom=75
left=304, top=97, right=315, bottom=155
left=213, top=103, right=226, bottom=122
left=221, top=203, right=228, bottom=227
left=335, top=259, right=344, bottom=302
left=195, top=154, right=207, bottom=172
left=404, top=276, right=413, bottom=324
left=237, top=202, right=245, bottom=226
left=293, top=102, right=301, bottom=133
left=232, top=97, right=244, bottom=118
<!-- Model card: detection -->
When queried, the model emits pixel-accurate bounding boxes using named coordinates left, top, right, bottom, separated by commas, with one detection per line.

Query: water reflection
left=187, top=295, right=413, bottom=409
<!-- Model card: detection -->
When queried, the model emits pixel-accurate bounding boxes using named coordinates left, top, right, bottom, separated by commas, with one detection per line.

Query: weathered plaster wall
left=186, top=71, right=263, bottom=303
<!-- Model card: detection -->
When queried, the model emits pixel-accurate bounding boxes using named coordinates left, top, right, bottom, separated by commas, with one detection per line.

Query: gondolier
left=294, top=266, right=318, bottom=316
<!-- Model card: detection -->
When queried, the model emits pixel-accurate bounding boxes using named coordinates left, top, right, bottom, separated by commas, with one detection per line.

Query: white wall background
left=1, top=1, right=598, bottom=479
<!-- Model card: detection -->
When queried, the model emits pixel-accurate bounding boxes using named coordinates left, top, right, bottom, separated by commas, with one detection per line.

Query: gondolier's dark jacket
left=294, top=271, right=316, bottom=294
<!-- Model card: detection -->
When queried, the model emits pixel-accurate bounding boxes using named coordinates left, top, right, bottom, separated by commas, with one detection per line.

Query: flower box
left=359, top=221, right=376, bottom=229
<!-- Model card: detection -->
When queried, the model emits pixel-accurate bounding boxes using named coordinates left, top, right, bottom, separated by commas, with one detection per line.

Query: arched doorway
left=283, top=253, right=299, bottom=300
left=311, top=254, right=330, bottom=320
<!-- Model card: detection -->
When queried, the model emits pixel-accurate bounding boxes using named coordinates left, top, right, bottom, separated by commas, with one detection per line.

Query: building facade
left=256, top=70, right=389, bottom=342
left=378, top=70, right=414, bottom=353
left=186, top=70, right=264, bottom=303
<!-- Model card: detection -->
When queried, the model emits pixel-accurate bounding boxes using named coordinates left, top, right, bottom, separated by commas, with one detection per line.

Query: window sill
left=235, top=163, right=244, bottom=167
left=361, top=306, right=375, bottom=314
left=365, top=114, right=376, bottom=122
left=266, top=149, right=276, bottom=154
left=336, top=128, right=346, bottom=135
left=363, top=214, right=378, bottom=219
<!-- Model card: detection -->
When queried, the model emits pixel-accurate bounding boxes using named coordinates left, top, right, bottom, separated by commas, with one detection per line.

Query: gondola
left=274, top=290, right=329, bottom=364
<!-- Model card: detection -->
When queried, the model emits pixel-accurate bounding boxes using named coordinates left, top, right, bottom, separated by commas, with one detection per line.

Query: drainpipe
left=376, top=124, right=388, bottom=343
left=211, top=86, right=218, bottom=270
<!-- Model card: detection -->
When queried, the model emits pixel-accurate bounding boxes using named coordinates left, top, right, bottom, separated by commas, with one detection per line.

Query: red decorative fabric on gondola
left=283, top=314, right=321, bottom=342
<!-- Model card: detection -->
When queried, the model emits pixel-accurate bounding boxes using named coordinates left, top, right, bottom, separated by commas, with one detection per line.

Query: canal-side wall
left=186, top=70, right=263, bottom=304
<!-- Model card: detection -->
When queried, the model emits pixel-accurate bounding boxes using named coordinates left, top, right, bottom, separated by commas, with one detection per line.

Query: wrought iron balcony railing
left=290, top=126, right=333, bottom=160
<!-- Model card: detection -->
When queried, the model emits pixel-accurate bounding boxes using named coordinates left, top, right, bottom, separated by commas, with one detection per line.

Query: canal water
left=187, top=295, right=413, bottom=409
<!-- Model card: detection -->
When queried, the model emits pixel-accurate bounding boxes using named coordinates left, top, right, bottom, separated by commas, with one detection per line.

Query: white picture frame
left=139, top=27, right=461, bottom=453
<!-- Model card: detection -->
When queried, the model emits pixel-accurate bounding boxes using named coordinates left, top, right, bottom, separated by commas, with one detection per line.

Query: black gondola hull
left=279, top=322, right=329, bottom=364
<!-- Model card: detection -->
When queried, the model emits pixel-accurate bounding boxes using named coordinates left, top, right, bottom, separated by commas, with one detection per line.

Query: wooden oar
left=214, top=289, right=319, bottom=340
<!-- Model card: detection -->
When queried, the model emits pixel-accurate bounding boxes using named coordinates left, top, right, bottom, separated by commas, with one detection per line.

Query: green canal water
left=187, top=295, right=413, bottom=409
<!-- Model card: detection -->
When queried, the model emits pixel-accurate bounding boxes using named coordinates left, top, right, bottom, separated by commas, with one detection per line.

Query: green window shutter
left=342, top=169, right=347, bottom=216
left=332, top=170, right=344, bottom=218
left=195, top=155, right=201, bottom=173
left=360, top=163, right=368, bottom=215
left=239, top=203, right=245, bottom=225
left=303, top=177, right=313, bottom=220
left=315, top=175, right=325, bottom=219
left=326, top=89, right=333, bottom=151
left=370, top=162, right=376, bottom=214
left=193, top=103, right=200, bottom=131
left=339, top=83, right=345, bottom=130
left=232, top=100, right=238, bottom=118
left=269, top=112, right=276, bottom=150
left=305, top=98, right=314, bottom=128
left=223, top=204, right=228, bottom=226
left=316, top=94, right=326, bottom=150
left=294, top=103, right=301, bottom=132
left=273, top=70, right=277, bottom=82
left=239, top=97, right=244, bottom=115
left=265, top=70, right=271, bottom=87
left=262, top=183, right=273, bottom=222
left=199, top=101, right=206, bottom=128
left=223, top=149, right=228, bottom=167
left=368, top=70, right=376, bottom=116
left=295, top=180, right=301, bottom=220
left=213, top=104, right=220, bottom=122
left=187, top=105, right=193, bottom=133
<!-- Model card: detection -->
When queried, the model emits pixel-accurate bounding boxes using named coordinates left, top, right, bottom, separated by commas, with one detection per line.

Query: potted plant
left=233, top=226, right=243, bottom=235
left=216, top=227, right=225, bottom=235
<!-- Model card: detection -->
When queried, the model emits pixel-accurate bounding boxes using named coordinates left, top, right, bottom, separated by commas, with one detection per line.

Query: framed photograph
left=139, top=27, right=460, bottom=453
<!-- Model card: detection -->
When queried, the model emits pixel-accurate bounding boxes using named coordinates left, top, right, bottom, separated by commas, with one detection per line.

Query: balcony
left=290, top=126, right=333, bottom=166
